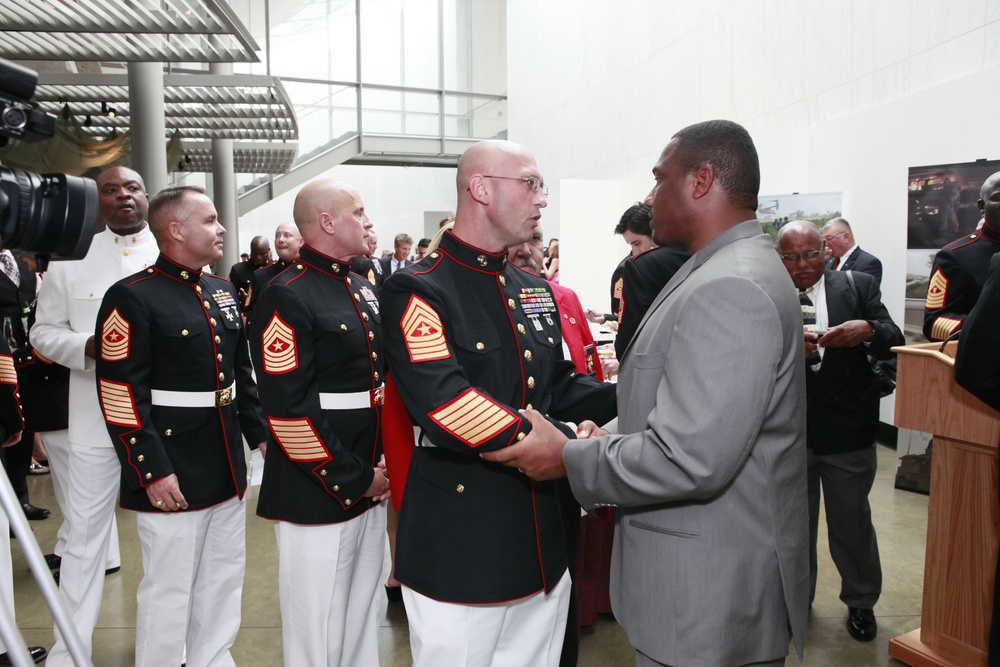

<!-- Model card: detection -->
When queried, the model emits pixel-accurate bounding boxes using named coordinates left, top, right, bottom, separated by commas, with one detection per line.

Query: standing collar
left=298, top=244, right=352, bottom=278
left=155, top=254, right=202, bottom=285
left=432, top=231, right=509, bottom=273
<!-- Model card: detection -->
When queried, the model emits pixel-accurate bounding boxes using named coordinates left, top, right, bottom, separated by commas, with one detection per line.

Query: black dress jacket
left=380, top=231, right=616, bottom=604
left=805, top=270, right=903, bottom=455
left=96, top=255, right=267, bottom=512
left=250, top=245, right=383, bottom=524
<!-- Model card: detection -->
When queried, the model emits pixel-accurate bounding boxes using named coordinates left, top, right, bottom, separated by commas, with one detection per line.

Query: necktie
left=800, top=290, right=821, bottom=366
left=831, top=257, right=841, bottom=270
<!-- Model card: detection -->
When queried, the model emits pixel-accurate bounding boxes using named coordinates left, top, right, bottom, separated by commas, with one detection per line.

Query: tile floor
left=9, top=442, right=923, bottom=665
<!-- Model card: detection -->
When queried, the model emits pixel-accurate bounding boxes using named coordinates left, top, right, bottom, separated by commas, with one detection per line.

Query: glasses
left=822, top=230, right=849, bottom=244
left=482, top=175, right=549, bottom=197
left=778, top=250, right=822, bottom=263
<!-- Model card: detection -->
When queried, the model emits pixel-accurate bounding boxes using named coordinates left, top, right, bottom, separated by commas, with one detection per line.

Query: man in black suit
left=776, top=220, right=903, bottom=644
left=822, top=217, right=883, bottom=287
left=379, top=233, right=413, bottom=276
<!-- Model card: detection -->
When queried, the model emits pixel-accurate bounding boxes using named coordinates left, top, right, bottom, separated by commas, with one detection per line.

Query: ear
left=979, top=199, right=986, bottom=213
left=690, top=165, right=714, bottom=200
left=167, top=220, right=185, bottom=243
left=318, top=212, right=336, bottom=236
left=468, top=175, right=490, bottom=205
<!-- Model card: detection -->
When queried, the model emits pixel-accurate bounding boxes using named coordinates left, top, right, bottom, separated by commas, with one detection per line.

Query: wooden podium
left=889, top=341, right=1000, bottom=666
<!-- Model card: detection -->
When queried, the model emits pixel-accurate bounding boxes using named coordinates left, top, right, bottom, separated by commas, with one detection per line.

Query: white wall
left=508, top=0, right=1000, bottom=311
left=507, top=0, right=1000, bottom=424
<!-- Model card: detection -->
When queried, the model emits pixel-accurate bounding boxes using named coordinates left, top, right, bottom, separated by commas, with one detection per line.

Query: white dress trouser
left=40, top=430, right=120, bottom=567
left=403, top=568, right=571, bottom=667
left=46, top=443, right=121, bottom=667
left=274, top=503, right=386, bottom=667
left=134, top=495, right=246, bottom=667
left=0, top=506, right=12, bottom=654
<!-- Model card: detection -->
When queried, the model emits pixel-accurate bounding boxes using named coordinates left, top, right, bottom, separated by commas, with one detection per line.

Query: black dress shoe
left=21, top=503, right=50, bottom=521
left=847, top=607, right=877, bottom=642
left=0, top=645, right=48, bottom=664
left=44, top=553, right=61, bottom=570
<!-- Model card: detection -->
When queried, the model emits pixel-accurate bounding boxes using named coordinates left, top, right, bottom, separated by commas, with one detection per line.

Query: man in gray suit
left=484, top=120, right=809, bottom=666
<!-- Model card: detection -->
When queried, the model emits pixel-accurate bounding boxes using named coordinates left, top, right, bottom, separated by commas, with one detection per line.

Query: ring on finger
left=155, top=500, right=164, bottom=507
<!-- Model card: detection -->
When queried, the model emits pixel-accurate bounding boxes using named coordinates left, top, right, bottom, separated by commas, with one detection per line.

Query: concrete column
left=127, top=62, right=168, bottom=195
left=209, top=62, right=239, bottom=276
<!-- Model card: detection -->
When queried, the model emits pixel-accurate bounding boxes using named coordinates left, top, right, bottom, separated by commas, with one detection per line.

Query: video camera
left=0, top=59, right=98, bottom=269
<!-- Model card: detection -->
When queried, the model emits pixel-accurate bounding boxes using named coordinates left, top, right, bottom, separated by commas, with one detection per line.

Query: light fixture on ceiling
left=61, top=103, right=71, bottom=120
left=102, top=102, right=117, bottom=118
left=108, top=127, right=118, bottom=139
left=84, top=115, right=92, bottom=127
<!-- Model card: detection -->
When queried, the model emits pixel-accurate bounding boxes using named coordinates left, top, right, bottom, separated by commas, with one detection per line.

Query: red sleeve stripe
left=268, top=417, right=329, bottom=461
left=99, top=379, right=141, bottom=427
left=430, top=388, right=517, bottom=447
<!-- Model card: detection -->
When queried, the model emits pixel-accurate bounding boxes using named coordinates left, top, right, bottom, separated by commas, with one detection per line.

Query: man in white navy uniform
left=32, top=165, right=158, bottom=666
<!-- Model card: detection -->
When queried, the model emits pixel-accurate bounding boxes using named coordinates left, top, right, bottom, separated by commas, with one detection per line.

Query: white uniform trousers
left=40, top=430, right=120, bottom=567
left=274, top=504, right=386, bottom=667
left=403, top=568, right=571, bottom=667
left=134, top=495, right=246, bottom=667
left=0, top=506, right=12, bottom=654
left=46, top=443, right=122, bottom=667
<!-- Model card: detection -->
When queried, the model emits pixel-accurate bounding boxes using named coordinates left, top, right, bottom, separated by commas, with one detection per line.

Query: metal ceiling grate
left=0, top=0, right=259, bottom=62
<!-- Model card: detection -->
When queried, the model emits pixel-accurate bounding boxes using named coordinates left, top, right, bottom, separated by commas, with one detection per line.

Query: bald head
left=981, top=171, right=1000, bottom=230
left=273, top=221, right=303, bottom=263
left=97, top=166, right=149, bottom=234
left=456, top=140, right=533, bottom=195
left=293, top=179, right=371, bottom=260
left=776, top=219, right=821, bottom=247
left=453, top=140, right=547, bottom=253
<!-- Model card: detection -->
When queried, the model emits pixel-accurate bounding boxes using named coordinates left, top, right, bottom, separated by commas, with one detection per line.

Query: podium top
left=893, top=340, right=999, bottom=445
left=891, top=341, right=956, bottom=368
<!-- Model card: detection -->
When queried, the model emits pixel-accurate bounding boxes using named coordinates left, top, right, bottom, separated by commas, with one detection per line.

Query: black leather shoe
left=21, top=503, right=50, bottom=521
left=44, top=553, right=61, bottom=570
left=0, top=645, right=48, bottom=664
left=847, top=607, right=877, bottom=642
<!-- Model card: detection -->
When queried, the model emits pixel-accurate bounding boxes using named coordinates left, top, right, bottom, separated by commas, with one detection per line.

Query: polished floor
left=10, top=442, right=923, bottom=666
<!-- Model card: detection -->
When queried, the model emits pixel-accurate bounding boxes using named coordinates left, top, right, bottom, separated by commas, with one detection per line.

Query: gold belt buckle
left=370, top=386, right=385, bottom=407
left=215, top=386, right=233, bottom=407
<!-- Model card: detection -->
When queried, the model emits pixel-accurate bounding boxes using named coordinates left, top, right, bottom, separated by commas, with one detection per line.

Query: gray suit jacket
left=563, top=220, right=809, bottom=666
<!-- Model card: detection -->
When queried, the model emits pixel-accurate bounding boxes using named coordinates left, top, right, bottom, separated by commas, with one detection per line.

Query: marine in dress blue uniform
left=250, top=179, right=390, bottom=667
left=924, top=171, right=1000, bottom=341
left=95, top=186, right=267, bottom=667
left=380, top=140, right=616, bottom=667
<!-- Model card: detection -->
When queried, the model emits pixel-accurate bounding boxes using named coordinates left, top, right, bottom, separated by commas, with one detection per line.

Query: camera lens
left=0, top=167, right=98, bottom=261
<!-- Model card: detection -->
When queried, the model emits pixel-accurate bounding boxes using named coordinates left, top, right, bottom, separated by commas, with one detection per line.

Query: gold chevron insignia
left=401, top=296, right=449, bottom=362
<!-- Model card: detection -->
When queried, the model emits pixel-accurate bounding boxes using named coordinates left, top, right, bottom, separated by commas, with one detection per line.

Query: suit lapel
left=824, top=271, right=856, bottom=327
left=841, top=247, right=861, bottom=271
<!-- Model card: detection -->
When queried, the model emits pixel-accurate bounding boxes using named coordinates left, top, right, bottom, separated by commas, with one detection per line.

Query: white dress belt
left=151, top=382, right=236, bottom=408
left=318, top=384, right=385, bottom=410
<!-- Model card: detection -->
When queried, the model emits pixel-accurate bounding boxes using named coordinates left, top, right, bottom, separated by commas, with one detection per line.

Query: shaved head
left=453, top=139, right=547, bottom=253
left=293, top=178, right=371, bottom=259
left=456, top=140, right=534, bottom=196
